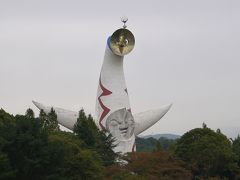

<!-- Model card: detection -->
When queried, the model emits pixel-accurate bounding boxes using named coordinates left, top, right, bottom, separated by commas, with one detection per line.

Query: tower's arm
left=133, top=104, right=172, bottom=136
left=32, top=101, right=77, bottom=130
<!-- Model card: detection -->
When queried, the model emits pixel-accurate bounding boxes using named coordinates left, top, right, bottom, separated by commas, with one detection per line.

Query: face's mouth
left=120, top=127, right=128, bottom=134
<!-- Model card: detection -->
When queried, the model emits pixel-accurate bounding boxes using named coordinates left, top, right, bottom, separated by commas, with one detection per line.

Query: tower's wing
left=133, top=104, right=172, bottom=136
left=32, top=101, right=77, bottom=130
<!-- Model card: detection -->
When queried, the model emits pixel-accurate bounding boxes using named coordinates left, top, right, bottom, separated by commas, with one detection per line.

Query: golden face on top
left=110, top=28, right=135, bottom=56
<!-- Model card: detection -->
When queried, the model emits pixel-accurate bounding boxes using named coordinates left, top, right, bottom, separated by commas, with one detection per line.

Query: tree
left=233, top=135, right=240, bottom=166
left=0, top=109, right=16, bottom=142
left=48, top=131, right=103, bottom=179
left=95, top=131, right=117, bottom=166
left=202, top=122, right=207, bottom=128
left=1, top=113, right=58, bottom=179
left=175, top=127, right=240, bottom=179
left=39, top=108, right=59, bottom=132
left=38, top=109, right=46, bottom=127
left=73, top=109, right=117, bottom=166
left=135, top=137, right=158, bottom=152
left=154, top=141, right=162, bottom=152
left=0, top=109, right=16, bottom=179
left=0, top=109, right=104, bottom=179
left=136, top=137, right=178, bottom=152
left=47, top=108, right=59, bottom=131
left=73, top=109, right=96, bottom=147
left=7, top=115, right=53, bottom=179
left=216, top=128, right=221, bottom=134
left=104, top=151, right=193, bottom=179
left=0, top=151, right=15, bottom=179
left=25, top=108, right=34, bottom=119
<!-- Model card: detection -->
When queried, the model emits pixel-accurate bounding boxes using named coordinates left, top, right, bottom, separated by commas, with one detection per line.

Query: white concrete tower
left=33, top=18, right=172, bottom=154
left=95, top=24, right=136, bottom=152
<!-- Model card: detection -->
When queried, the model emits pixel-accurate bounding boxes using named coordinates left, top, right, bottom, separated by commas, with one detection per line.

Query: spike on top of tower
left=121, top=16, right=128, bottom=29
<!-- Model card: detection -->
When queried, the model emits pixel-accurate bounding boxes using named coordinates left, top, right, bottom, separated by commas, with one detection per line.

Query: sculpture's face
left=106, top=108, right=135, bottom=140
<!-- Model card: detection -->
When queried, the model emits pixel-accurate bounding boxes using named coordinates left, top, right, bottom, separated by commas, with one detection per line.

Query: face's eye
left=110, top=120, right=119, bottom=127
left=128, top=119, right=134, bottom=125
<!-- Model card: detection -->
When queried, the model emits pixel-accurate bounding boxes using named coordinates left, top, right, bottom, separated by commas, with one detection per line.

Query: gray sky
left=1, top=0, right=240, bottom=138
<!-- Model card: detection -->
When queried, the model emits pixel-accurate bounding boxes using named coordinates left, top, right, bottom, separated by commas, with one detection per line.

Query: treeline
left=136, top=136, right=177, bottom=152
left=1, top=108, right=240, bottom=179
left=0, top=108, right=116, bottom=179
left=135, top=124, right=240, bottom=179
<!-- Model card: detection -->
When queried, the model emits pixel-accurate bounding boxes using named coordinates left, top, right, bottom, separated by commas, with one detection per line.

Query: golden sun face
left=110, top=28, right=135, bottom=56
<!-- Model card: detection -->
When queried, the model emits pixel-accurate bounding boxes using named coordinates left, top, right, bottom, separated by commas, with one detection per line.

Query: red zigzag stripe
left=98, top=78, right=112, bottom=131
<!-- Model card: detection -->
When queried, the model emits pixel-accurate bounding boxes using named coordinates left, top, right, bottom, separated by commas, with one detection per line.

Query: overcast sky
left=0, top=0, right=240, bottom=138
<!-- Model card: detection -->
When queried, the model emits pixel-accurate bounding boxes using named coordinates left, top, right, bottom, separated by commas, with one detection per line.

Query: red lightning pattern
left=98, top=78, right=112, bottom=131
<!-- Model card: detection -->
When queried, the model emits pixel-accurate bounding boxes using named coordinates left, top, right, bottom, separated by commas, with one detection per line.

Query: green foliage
left=158, top=137, right=178, bottom=151
left=0, top=152, right=15, bottom=180
left=74, top=109, right=97, bottom=147
left=0, top=109, right=16, bottom=179
left=216, top=128, right=221, bottom=134
left=136, top=137, right=178, bottom=152
left=233, top=135, right=240, bottom=166
left=175, top=127, right=240, bottom=179
left=0, top=108, right=104, bottom=179
left=7, top=115, right=54, bottom=179
left=25, top=108, right=35, bottom=119
left=47, top=108, right=59, bottom=131
left=154, top=141, right=162, bottom=152
left=0, top=109, right=16, bottom=143
left=39, top=109, right=46, bottom=126
left=74, top=109, right=117, bottom=166
left=2, top=107, right=240, bottom=179
left=104, top=151, right=193, bottom=180
left=136, top=137, right=158, bottom=152
left=202, top=122, right=207, bottom=128
left=48, top=131, right=103, bottom=179
left=39, top=108, right=59, bottom=132
left=96, top=131, right=117, bottom=166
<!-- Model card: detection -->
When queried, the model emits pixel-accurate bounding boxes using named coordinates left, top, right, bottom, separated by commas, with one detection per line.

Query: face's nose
left=119, top=121, right=128, bottom=130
